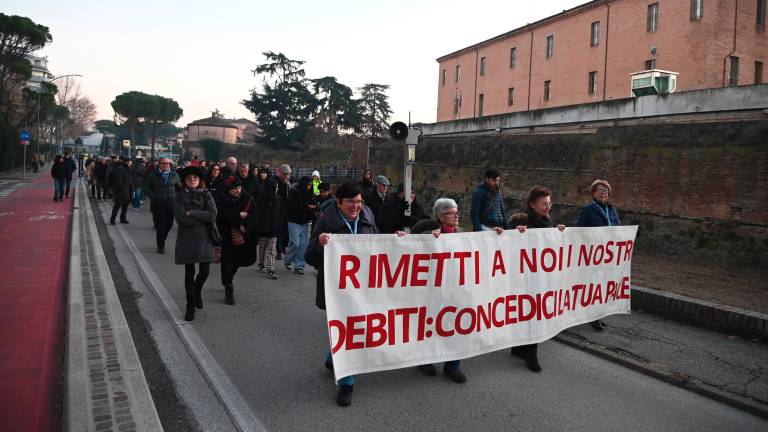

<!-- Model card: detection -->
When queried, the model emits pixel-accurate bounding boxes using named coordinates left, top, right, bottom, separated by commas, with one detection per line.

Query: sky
left=5, top=0, right=587, bottom=127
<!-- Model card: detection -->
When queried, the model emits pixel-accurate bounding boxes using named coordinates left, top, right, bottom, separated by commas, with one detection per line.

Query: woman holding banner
left=411, top=198, right=508, bottom=382
left=307, top=182, right=379, bottom=407
left=507, top=186, right=566, bottom=373
left=576, top=179, right=620, bottom=331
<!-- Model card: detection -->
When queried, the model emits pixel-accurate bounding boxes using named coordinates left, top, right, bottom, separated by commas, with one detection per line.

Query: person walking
left=93, top=157, right=108, bottom=202
left=216, top=175, right=259, bottom=304
left=145, top=158, right=181, bottom=253
left=311, top=170, right=321, bottom=196
left=109, top=158, right=133, bottom=225
left=174, top=166, right=218, bottom=321
left=363, top=175, right=393, bottom=232
left=306, top=182, right=379, bottom=407
left=358, top=169, right=374, bottom=196
left=275, top=164, right=292, bottom=260
left=470, top=168, right=508, bottom=232
left=51, top=155, right=67, bottom=202
left=507, top=186, right=566, bottom=372
left=131, top=157, right=147, bottom=210
left=63, top=152, right=77, bottom=199
left=284, top=176, right=316, bottom=275
left=575, top=179, right=620, bottom=331
left=256, top=169, right=281, bottom=280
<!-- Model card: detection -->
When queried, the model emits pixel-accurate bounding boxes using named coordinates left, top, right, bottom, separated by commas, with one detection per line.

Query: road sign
left=122, top=139, right=130, bottom=148
left=20, top=140, right=30, bottom=146
left=20, top=130, right=31, bottom=141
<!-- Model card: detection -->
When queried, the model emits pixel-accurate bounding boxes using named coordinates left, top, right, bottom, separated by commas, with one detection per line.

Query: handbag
left=231, top=229, right=246, bottom=246
left=213, top=246, right=222, bottom=263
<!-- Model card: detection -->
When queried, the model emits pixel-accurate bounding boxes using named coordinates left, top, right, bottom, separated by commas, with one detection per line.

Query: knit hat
left=224, top=175, right=242, bottom=190
left=311, top=170, right=320, bottom=178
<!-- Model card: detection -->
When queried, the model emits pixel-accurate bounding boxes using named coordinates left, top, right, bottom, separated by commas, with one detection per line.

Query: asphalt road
left=97, top=200, right=768, bottom=432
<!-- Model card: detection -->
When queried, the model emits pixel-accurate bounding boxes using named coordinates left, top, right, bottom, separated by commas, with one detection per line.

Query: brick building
left=436, top=0, right=768, bottom=122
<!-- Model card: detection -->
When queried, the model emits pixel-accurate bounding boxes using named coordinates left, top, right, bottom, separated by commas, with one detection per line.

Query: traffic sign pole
left=21, top=128, right=31, bottom=180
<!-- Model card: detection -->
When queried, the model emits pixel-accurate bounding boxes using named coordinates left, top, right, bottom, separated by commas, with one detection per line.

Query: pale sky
left=6, top=0, right=587, bottom=127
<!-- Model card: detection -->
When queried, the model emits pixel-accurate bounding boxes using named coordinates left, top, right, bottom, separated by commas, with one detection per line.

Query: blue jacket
left=576, top=200, right=620, bottom=227
left=470, top=182, right=508, bottom=231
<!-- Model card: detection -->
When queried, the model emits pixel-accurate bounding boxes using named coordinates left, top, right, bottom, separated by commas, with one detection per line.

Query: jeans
left=64, top=176, right=73, bottom=197
left=53, top=178, right=65, bottom=200
left=285, top=222, right=309, bottom=269
left=132, top=187, right=143, bottom=209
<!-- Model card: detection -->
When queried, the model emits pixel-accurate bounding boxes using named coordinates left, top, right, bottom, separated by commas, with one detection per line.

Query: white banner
left=324, top=226, right=637, bottom=381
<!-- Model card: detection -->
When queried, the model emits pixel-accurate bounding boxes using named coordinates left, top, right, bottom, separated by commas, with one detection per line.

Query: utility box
left=630, top=69, right=679, bottom=96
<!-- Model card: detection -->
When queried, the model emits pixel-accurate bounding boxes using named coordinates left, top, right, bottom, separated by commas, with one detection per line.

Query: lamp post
left=35, top=74, right=82, bottom=164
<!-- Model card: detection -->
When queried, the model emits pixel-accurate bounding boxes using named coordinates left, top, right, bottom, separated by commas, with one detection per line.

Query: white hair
left=433, top=198, right=458, bottom=220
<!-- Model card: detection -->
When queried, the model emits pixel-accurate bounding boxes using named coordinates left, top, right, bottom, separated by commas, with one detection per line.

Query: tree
left=146, top=96, right=182, bottom=159
left=311, top=76, right=362, bottom=135
left=357, top=83, right=392, bottom=138
left=55, top=76, right=97, bottom=137
left=199, top=138, right=223, bottom=162
left=243, top=52, right=316, bottom=149
left=111, top=91, right=154, bottom=155
left=94, top=119, right=119, bottom=135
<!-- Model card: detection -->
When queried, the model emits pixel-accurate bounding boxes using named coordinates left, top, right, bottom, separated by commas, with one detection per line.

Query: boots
left=511, top=344, right=542, bottom=372
left=184, top=296, right=195, bottom=321
left=225, top=284, right=235, bottom=305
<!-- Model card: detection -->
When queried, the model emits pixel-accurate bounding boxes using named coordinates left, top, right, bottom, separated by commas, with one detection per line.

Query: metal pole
left=36, top=91, right=41, bottom=168
left=23, top=121, right=27, bottom=180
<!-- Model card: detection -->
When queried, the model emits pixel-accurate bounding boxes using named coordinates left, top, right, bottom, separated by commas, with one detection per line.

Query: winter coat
left=51, top=160, right=67, bottom=179
left=174, top=188, right=217, bottom=265
left=131, top=160, right=147, bottom=188
left=256, top=179, right=282, bottom=237
left=64, top=157, right=77, bottom=178
left=145, top=169, right=181, bottom=207
left=307, top=205, right=378, bottom=309
left=358, top=179, right=374, bottom=197
left=286, top=177, right=316, bottom=225
left=379, top=196, right=429, bottom=233
left=216, top=190, right=259, bottom=267
left=576, top=200, right=620, bottom=227
left=94, top=163, right=107, bottom=184
left=363, top=189, right=394, bottom=232
left=470, top=182, right=508, bottom=231
left=110, top=163, right=133, bottom=204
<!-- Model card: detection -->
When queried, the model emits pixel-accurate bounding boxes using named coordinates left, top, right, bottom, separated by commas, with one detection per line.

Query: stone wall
left=368, top=118, right=768, bottom=264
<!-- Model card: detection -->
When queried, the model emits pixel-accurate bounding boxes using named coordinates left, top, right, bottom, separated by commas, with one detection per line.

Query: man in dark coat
left=284, top=176, right=317, bottom=274
left=379, top=182, right=429, bottom=233
left=63, top=152, right=77, bottom=198
left=51, top=155, right=67, bottom=201
left=109, top=158, right=133, bottom=225
left=363, top=175, right=394, bottom=232
left=145, top=158, right=181, bottom=253
left=275, top=164, right=292, bottom=259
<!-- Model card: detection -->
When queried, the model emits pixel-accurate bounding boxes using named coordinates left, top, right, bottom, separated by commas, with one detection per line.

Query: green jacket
left=145, top=169, right=181, bottom=206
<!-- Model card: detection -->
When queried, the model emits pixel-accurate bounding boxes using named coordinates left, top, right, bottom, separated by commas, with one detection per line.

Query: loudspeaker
left=389, top=122, right=408, bottom=140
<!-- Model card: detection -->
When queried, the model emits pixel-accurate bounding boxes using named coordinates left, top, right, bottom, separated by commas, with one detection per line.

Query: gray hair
left=433, top=198, right=458, bottom=220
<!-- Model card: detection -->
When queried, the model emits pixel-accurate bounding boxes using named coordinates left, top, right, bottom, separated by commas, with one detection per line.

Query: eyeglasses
left=342, top=199, right=364, bottom=206
left=595, top=188, right=610, bottom=194
left=442, top=211, right=460, bottom=217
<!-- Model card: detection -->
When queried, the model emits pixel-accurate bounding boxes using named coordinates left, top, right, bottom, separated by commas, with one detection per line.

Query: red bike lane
left=0, top=174, right=73, bottom=431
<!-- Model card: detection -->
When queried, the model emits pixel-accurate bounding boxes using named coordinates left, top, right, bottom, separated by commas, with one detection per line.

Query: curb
left=65, top=182, right=163, bottom=431
left=632, top=285, right=768, bottom=341
left=554, top=331, right=768, bottom=420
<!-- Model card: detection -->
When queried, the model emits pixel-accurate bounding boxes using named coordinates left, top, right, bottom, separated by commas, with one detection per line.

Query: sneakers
left=417, top=364, right=437, bottom=376
left=257, top=264, right=266, bottom=273
left=294, top=268, right=304, bottom=275
left=120, top=220, right=129, bottom=224
left=284, top=263, right=292, bottom=271
left=109, top=220, right=116, bottom=225
left=267, top=270, right=279, bottom=280
left=443, top=366, right=467, bottom=383
left=336, top=385, right=353, bottom=407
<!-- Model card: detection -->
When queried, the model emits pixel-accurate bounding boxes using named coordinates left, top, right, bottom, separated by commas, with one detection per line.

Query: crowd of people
left=75, top=155, right=621, bottom=408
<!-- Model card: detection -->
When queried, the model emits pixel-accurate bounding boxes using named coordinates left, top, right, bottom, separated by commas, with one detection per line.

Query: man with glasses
left=145, top=158, right=181, bottom=253
left=470, top=168, right=509, bottom=232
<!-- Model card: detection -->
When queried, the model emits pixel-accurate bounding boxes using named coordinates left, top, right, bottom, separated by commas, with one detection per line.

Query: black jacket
left=363, top=189, right=393, bottom=231
left=379, top=196, right=429, bottom=233
left=51, top=160, right=67, bottom=179
left=110, top=163, right=133, bottom=204
left=216, top=190, right=259, bottom=267
left=256, top=179, right=282, bottom=236
left=286, top=177, right=316, bottom=225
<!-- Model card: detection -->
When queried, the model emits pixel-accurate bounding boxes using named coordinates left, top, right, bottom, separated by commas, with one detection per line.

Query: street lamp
left=35, top=74, right=82, bottom=163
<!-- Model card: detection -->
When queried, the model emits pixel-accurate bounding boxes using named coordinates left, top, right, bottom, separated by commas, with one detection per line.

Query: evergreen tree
left=357, top=83, right=392, bottom=138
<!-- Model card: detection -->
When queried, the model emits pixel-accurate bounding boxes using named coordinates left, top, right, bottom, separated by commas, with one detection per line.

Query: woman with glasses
left=507, top=186, right=565, bottom=372
left=576, top=179, right=620, bottom=331
left=205, top=164, right=222, bottom=196
left=306, top=182, right=379, bottom=407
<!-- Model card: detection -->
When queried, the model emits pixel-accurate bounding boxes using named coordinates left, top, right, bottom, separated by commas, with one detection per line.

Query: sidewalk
left=0, top=173, right=71, bottom=431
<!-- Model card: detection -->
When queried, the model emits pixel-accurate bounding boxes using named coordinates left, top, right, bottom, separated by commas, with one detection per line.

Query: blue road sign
left=20, top=130, right=31, bottom=141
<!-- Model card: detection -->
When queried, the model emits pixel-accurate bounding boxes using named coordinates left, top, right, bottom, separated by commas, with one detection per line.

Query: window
left=478, top=94, right=484, bottom=117
left=510, top=47, right=517, bottom=68
left=454, top=93, right=462, bottom=116
left=645, top=58, right=657, bottom=70
left=691, top=0, right=703, bottom=20
left=546, top=35, right=554, bottom=58
left=441, top=69, right=446, bottom=86
left=590, top=21, right=600, bottom=47
left=544, top=80, right=552, bottom=101
left=647, top=3, right=659, bottom=32
left=756, top=61, right=764, bottom=84
left=480, top=57, right=486, bottom=76
left=588, top=71, right=598, bottom=95
left=508, top=87, right=515, bottom=106
left=759, top=0, right=767, bottom=26
left=455, top=65, right=461, bottom=83
left=728, top=56, right=739, bottom=86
